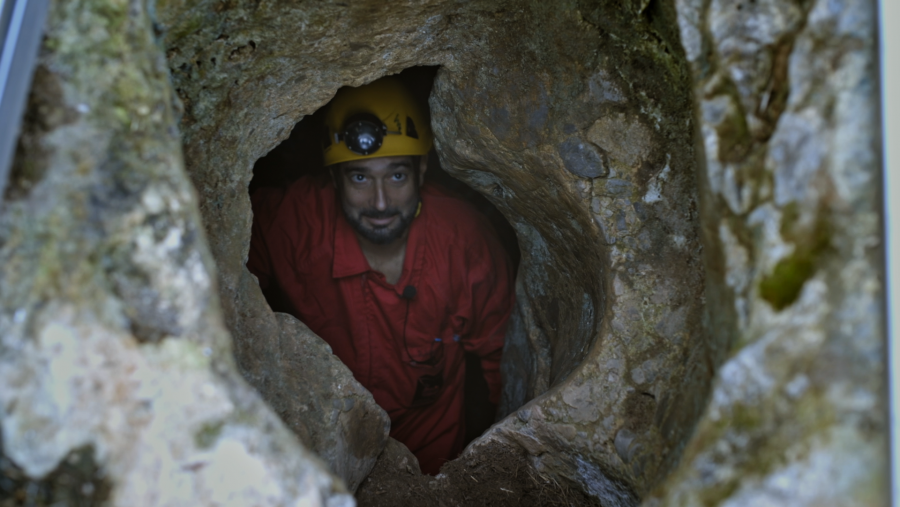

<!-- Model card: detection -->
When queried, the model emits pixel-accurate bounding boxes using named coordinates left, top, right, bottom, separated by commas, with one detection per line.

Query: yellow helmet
left=322, top=77, right=433, bottom=166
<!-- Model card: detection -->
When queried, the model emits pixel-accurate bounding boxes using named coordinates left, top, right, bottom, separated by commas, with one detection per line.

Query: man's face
left=336, top=156, right=427, bottom=245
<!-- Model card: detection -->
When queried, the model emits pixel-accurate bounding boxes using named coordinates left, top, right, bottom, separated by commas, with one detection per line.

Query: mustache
left=359, top=208, right=402, bottom=219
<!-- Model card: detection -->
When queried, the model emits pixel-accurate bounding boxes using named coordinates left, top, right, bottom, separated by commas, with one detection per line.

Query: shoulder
left=250, top=175, right=336, bottom=245
left=252, top=175, right=333, bottom=217
left=422, top=185, right=489, bottom=233
left=420, top=184, right=502, bottom=256
left=419, top=185, right=514, bottom=290
left=282, top=174, right=334, bottom=207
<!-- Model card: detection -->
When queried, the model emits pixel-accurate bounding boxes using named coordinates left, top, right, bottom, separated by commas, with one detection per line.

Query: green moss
left=113, top=106, right=131, bottom=125
left=759, top=203, right=832, bottom=311
left=759, top=254, right=816, bottom=310
left=195, top=420, right=224, bottom=449
left=168, top=16, right=205, bottom=42
left=702, top=480, right=740, bottom=507
left=91, top=0, right=128, bottom=21
left=730, top=403, right=763, bottom=432
left=683, top=364, right=838, bottom=505
left=779, top=202, right=800, bottom=237
left=715, top=98, right=752, bottom=164
left=688, top=403, right=764, bottom=506
left=43, top=36, right=62, bottom=52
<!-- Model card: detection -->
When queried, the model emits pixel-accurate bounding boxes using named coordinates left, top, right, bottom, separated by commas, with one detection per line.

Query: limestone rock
left=0, top=0, right=350, bottom=505
left=427, top=4, right=707, bottom=500
left=365, top=438, right=422, bottom=481
left=230, top=266, right=390, bottom=492
left=157, top=0, right=707, bottom=503
left=7, top=0, right=882, bottom=504
left=647, top=0, right=888, bottom=505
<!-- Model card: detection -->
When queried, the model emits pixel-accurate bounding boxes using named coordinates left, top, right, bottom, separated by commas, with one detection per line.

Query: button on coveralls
left=248, top=176, right=515, bottom=474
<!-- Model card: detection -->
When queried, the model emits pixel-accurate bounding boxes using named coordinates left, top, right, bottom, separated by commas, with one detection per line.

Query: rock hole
left=164, top=3, right=708, bottom=503
left=248, top=66, right=523, bottom=450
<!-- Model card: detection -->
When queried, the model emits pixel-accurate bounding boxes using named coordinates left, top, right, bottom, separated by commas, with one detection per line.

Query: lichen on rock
left=648, top=0, right=888, bottom=505
left=0, top=0, right=351, bottom=505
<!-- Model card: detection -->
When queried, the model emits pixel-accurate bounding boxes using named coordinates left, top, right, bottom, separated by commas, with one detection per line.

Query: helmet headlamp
left=322, top=77, right=433, bottom=166
left=340, top=113, right=387, bottom=156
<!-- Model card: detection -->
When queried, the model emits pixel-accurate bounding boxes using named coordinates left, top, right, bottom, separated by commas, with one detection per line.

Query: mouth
left=363, top=215, right=398, bottom=228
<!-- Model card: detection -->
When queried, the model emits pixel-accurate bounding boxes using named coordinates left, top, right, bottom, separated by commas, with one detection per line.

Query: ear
left=418, top=152, right=429, bottom=186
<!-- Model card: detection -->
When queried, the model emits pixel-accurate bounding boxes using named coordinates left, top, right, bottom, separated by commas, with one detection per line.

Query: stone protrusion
left=0, top=0, right=351, bottom=505
left=648, top=0, right=888, bottom=505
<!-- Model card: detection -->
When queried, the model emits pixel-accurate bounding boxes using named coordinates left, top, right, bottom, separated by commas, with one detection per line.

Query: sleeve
left=246, top=187, right=286, bottom=291
left=461, top=216, right=516, bottom=406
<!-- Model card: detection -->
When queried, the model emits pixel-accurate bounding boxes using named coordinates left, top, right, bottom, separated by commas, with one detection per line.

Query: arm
left=246, top=187, right=287, bottom=292
left=462, top=218, right=516, bottom=406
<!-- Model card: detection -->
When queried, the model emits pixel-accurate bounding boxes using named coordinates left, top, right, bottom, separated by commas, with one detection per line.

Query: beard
left=343, top=202, right=418, bottom=245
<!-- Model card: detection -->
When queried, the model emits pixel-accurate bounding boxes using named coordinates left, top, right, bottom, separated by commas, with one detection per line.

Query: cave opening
left=160, top=2, right=709, bottom=502
left=247, top=65, right=523, bottom=450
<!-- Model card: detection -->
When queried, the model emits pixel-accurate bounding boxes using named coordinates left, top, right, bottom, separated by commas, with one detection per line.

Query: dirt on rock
left=356, top=440, right=600, bottom=507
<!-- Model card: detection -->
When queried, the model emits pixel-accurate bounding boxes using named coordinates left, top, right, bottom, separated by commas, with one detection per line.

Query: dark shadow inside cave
left=247, top=65, right=521, bottom=449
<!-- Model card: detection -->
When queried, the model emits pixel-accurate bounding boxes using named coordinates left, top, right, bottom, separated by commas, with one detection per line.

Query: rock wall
left=0, top=0, right=351, bottom=505
left=648, top=0, right=889, bottom=505
left=427, top=3, right=709, bottom=501
left=158, top=0, right=708, bottom=502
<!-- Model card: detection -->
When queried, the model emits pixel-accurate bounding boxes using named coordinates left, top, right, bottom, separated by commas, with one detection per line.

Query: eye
left=392, top=172, right=407, bottom=182
left=350, top=173, right=366, bottom=183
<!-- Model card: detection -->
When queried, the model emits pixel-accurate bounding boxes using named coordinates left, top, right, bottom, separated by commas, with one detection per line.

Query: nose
left=373, top=179, right=388, bottom=211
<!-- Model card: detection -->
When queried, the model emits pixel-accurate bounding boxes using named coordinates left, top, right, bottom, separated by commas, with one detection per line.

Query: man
left=247, top=77, right=515, bottom=474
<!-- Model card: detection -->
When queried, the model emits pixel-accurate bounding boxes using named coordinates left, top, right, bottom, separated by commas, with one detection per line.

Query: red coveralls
left=247, top=175, right=514, bottom=474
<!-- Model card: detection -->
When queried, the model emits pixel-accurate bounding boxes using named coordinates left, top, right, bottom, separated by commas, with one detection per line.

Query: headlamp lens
left=343, top=114, right=385, bottom=155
